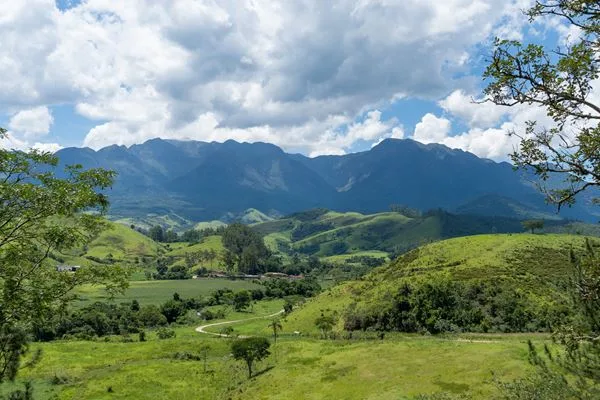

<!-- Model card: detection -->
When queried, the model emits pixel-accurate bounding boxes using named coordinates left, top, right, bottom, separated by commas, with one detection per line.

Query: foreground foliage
left=0, top=129, right=127, bottom=385
left=484, top=0, right=600, bottom=207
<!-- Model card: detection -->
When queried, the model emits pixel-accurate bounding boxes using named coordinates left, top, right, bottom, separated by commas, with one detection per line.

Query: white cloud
left=31, top=142, right=63, bottom=153
left=439, top=90, right=508, bottom=128
left=413, top=113, right=452, bottom=144
left=0, top=0, right=533, bottom=156
left=8, top=106, right=54, bottom=137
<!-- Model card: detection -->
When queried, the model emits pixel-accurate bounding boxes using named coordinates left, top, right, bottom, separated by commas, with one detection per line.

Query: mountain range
left=55, top=138, right=599, bottom=223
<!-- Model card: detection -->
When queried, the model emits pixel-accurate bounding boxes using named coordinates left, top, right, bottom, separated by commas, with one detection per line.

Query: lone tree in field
left=199, top=344, right=211, bottom=373
left=483, top=1, right=600, bottom=210
left=315, top=313, right=335, bottom=339
left=268, top=319, right=282, bottom=345
left=230, top=337, right=271, bottom=378
left=0, top=128, right=127, bottom=383
left=522, top=219, right=545, bottom=234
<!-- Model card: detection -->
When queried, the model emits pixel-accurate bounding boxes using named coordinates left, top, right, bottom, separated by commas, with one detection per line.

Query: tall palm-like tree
left=269, top=319, right=283, bottom=344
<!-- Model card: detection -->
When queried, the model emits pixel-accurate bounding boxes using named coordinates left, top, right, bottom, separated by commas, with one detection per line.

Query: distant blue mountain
left=55, top=138, right=599, bottom=222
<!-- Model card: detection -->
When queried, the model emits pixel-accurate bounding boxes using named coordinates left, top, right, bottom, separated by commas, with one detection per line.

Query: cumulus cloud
left=413, top=113, right=452, bottom=144
left=0, top=0, right=534, bottom=156
left=438, top=90, right=509, bottom=128
left=8, top=106, right=54, bottom=137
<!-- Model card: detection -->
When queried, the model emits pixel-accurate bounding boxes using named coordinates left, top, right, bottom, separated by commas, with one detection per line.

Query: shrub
left=156, top=328, right=176, bottom=340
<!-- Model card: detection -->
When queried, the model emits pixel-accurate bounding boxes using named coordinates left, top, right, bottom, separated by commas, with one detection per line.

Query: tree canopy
left=221, top=223, right=270, bottom=274
left=230, top=337, right=271, bottom=378
left=483, top=0, right=600, bottom=209
left=0, top=128, right=127, bottom=382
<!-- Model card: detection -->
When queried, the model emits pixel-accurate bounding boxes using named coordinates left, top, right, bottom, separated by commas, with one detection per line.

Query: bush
left=156, top=327, right=176, bottom=340
left=342, top=278, right=568, bottom=334
left=173, top=351, right=201, bottom=361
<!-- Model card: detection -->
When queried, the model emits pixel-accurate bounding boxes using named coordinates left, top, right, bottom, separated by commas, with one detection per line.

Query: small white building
left=56, top=265, right=81, bottom=272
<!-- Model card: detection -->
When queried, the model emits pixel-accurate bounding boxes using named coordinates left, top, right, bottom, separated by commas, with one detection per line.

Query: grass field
left=322, top=250, right=390, bottom=263
left=163, top=235, right=226, bottom=269
left=75, top=278, right=261, bottom=305
left=10, top=305, right=540, bottom=400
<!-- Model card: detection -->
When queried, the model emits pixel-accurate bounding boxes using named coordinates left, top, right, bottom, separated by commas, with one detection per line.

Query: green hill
left=112, top=213, right=196, bottom=232
left=253, top=208, right=588, bottom=259
left=164, top=235, right=225, bottom=270
left=286, top=233, right=599, bottom=334
left=57, top=221, right=162, bottom=267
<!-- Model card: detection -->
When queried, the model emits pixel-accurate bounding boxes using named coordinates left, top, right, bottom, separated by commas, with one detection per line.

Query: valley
left=7, top=212, right=597, bottom=399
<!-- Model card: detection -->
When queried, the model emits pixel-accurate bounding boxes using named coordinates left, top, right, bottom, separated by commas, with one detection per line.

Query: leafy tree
left=483, top=1, right=600, bottom=209
left=268, top=319, right=282, bottom=345
left=522, top=219, right=545, bottom=233
left=230, top=337, right=271, bottom=378
left=221, top=250, right=236, bottom=273
left=160, top=299, right=185, bottom=324
left=148, top=225, right=165, bottom=242
left=283, top=300, right=293, bottom=315
left=220, top=326, right=234, bottom=337
left=315, top=313, right=335, bottom=339
left=221, top=223, right=269, bottom=273
left=233, top=290, right=252, bottom=312
left=0, top=130, right=127, bottom=382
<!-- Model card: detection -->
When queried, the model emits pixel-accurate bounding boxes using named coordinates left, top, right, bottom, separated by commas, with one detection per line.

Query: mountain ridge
left=54, top=138, right=599, bottom=222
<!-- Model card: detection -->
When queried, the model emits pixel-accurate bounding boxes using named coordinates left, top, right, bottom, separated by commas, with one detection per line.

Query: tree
left=230, top=337, right=271, bottom=378
left=0, top=129, right=127, bottom=383
left=522, top=219, right=545, bottom=233
left=500, top=241, right=600, bottom=398
left=148, top=225, right=165, bottom=242
left=268, top=319, right=282, bottom=345
left=483, top=5, right=600, bottom=396
left=233, top=290, right=252, bottom=312
left=199, top=344, right=211, bottom=373
left=315, top=314, right=335, bottom=339
left=160, top=299, right=185, bottom=324
left=283, top=300, right=293, bottom=315
left=221, top=250, right=236, bottom=274
left=221, top=223, right=269, bottom=273
left=483, top=1, right=600, bottom=209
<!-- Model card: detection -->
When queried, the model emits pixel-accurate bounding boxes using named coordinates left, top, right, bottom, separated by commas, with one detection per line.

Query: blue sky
left=0, top=0, right=570, bottom=159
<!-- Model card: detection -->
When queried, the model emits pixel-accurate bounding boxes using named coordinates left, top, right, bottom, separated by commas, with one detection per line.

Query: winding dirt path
left=195, top=309, right=284, bottom=337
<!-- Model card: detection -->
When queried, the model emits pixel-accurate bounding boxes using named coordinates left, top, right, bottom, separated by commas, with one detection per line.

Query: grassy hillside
left=253, top=209, right=582, bottom=259
left=58, top=221, right=162, bottom=267
left=164, top=235, right=226, bottom=269
left=112, top=213, right=196, bottom=232
left=286, top=233, right=598, bottom=335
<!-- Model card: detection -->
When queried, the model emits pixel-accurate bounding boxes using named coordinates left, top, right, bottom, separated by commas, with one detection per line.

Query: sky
left=0, top=0, right=579, bottom=159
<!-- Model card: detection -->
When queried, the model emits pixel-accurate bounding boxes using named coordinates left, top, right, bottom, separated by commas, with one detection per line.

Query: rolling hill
left=285, top=233, right=599, bottom=334
left=57, top=221, right=163, bottom=267
left=252, top=208, right=587, bottom=258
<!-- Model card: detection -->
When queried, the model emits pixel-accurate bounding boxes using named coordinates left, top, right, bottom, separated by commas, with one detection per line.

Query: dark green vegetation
left=55, top=137, right=598, bottom=223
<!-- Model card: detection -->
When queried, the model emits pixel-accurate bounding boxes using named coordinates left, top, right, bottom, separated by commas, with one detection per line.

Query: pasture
left=75, top=278, right=261, bottom=305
